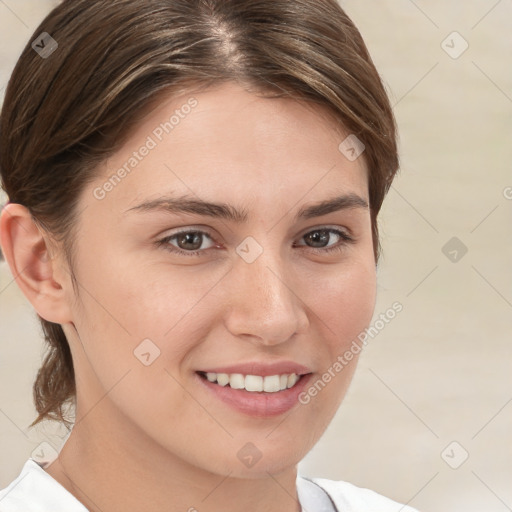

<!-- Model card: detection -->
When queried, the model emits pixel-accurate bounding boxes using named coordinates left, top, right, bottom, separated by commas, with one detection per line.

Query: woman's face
left=62, top=81, right=376, bottom=477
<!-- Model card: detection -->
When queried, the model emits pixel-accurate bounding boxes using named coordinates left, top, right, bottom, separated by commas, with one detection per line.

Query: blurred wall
left=0, top=2, right=511, bottom=511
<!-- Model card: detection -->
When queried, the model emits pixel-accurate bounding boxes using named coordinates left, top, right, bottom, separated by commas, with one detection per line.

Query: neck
left=45, top=397, right=302, bottom=512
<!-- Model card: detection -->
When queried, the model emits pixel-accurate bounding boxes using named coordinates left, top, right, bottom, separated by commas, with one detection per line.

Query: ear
left=0, top=203, right=74, bottom=324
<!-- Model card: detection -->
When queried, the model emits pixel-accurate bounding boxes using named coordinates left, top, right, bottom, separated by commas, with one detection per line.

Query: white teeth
left=245, top=375, right=263, bottom=392
left=216, top=373, right=230, bottom=386
left=263, top=375, right=281, bottom=392
left=229, top=373, right=245, bottom=390
left=288, top=374, right=299, bottom=388
left=202, top=372, right=302, bottom=393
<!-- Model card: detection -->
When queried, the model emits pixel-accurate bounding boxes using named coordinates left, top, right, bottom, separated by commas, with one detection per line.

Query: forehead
left=86, top=81, right=368, bottom=217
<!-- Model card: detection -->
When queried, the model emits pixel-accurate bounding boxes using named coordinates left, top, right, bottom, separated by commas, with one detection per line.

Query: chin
left=198, top=445, right=302, bottom=479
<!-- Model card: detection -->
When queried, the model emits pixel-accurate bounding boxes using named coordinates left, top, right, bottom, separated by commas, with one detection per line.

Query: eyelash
left=156, top=227, right=355, bottom=257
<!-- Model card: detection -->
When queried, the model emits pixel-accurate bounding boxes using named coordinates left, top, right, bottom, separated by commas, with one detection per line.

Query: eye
left=157, top=226, right=355, bottom=258
left=295, top=228, right=355, bottom=254
left=157, top=229, right=217, bottom=257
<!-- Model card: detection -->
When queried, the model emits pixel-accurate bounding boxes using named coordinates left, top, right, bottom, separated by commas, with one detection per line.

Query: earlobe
left=0, top=203, right=73, bottom=324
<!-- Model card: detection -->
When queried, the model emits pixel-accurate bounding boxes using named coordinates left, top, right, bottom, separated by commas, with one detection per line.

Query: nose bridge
left=225, top=241, right=308, bottom=344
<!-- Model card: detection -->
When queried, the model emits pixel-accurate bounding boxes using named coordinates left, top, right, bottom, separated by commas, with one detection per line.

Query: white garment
left=0, top=458, right=420, bottom=512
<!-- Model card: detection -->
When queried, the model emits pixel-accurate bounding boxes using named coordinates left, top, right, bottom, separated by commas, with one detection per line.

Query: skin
left=0, top=81, right=377, bottom=512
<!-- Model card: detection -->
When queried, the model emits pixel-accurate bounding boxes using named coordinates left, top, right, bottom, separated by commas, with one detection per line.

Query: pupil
left=179, top=232, right=202, bottom=250
left=306, top=230, right=329, bottom=248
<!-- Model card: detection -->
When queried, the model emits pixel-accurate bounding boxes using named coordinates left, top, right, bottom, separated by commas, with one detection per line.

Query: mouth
left=195, top=370, right=313, bottom=417
left=197, top=370, right=305, bottom=393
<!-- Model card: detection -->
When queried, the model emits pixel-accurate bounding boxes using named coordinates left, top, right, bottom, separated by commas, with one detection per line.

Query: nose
left=223, top=249, right=310, bottom=346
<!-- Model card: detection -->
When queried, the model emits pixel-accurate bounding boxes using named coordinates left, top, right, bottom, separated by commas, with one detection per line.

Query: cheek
left=296, top=257, right=376, bottom=420
left=66, top=262, right=198, bottom=424
left=68, top=255, right=220, bottom=387
left=338, top=264, right=376, bottom=336
left=71, top=252, right=195, bottom=336
left=304, top=255, right=377, bottom=356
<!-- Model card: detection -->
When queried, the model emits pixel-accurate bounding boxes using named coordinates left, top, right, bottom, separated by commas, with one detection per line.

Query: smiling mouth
left=197, top=371, right=307, bottom=393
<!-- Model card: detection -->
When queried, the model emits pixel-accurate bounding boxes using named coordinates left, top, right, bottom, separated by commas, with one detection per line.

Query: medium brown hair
left=0, top=0, right=399, bottom=428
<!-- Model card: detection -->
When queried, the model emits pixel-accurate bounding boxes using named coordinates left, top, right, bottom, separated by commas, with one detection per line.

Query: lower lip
left=196, top=372, right=313, bottom=418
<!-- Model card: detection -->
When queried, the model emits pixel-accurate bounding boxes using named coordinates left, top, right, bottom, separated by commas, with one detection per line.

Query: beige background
left=1, top=1, right=511, bottom=511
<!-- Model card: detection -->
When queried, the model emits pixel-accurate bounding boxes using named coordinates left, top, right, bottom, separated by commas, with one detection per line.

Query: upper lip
left=197, top=361, right=312, bottom=377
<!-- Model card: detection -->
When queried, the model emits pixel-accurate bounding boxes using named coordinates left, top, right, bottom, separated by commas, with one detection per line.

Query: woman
left=0, top=0, right=418, bottom=510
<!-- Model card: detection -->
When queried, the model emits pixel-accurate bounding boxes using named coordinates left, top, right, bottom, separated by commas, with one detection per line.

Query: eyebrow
left=125, top=193, right=368, bottom=222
